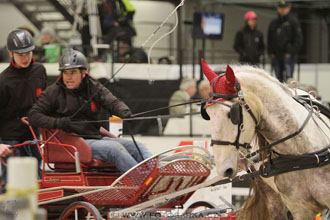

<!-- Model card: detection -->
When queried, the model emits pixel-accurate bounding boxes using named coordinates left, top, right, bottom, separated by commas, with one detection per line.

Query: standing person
left=233, top=11, right=265, bottom=66
left=28, top=49, right=152, bottom=173
left=268, top=0, right=303, bottom=83
left=99, top=0, right=136, bottom=44
left=0, top=29, right=47, bottom=192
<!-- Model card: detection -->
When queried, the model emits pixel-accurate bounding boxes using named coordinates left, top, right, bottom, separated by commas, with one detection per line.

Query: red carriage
left=7, top=118, right=236, bottom=219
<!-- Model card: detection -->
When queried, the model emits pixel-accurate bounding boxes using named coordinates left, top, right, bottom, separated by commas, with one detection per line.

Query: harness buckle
left=243, top=102, right=250, bottom=111
left=238, top=90, right=244, bottom=100
left=239, top=123, right=244, bottom=131
left=314, top=154, right=320, bottom=165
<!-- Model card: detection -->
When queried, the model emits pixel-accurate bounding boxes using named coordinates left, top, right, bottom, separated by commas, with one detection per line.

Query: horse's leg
left=237, top=177, right=289, bottom=220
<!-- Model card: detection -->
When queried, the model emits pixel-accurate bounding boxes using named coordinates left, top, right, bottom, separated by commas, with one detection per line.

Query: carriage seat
left=42, top=128, right=117, bottom=170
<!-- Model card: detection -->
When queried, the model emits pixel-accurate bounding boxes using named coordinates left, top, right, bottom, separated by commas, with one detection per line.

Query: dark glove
left=54, top=117, right=71, bottom=131
left=120, top=109, right=132, bottom=119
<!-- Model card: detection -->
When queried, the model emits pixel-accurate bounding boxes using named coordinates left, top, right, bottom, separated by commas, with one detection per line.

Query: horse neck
left=240, top=73, right=326, bottom=155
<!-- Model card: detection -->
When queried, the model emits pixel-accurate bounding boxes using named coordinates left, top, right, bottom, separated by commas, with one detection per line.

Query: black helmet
left=7, top=29, right=35, bottom=53
left=59, top=49, right=88, bottom=71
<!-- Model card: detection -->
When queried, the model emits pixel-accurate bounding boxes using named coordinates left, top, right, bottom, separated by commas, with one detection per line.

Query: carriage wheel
left=184, top=201, right=216, bottom=214
left=59, top=201, right=103, bottom=220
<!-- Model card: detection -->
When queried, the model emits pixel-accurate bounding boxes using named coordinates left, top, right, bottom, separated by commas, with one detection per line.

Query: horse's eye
left=227, top=112, right=231, bottom=119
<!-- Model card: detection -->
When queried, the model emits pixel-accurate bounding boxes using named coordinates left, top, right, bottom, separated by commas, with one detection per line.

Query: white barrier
left=0, top=62, right=329, bottom=102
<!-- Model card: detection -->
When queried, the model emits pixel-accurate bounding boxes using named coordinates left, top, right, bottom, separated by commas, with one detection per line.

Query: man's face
left=9, top=51, right=33, bottom=68
left=186, top=83, right=197, bottom=98
left=199, top=84, right=211, bottom=99
left=247, top=18, right=257, bottom=29
left=119, top=41, right=130, bottom=55
left=277, top=6, right=291, bottom=17
left=41, top=33, right=53, bottom=44
left=62, top=68, right=86, bottom=89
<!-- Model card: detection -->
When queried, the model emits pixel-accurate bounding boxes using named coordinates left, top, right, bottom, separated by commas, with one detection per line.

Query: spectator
left=0, top=29, right=47, bottom=192
left=268, top=0, right=303, bottom=83
left=99, top=0, right=136, bottom=44
left=36, top=27, right=63, bottom=63
left=169, top=78, right=197, bottom=115
left=233, top=11, right=265, bottom=66
left=198, top=80, right=211, bottom=99
left=116, top=37, right=148, bottom=63
left=28, top=49, right=152, bottom=173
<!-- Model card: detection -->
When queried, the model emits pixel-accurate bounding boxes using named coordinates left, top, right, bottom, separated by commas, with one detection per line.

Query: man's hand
left=0, top=144, right=12, bottom=157
left=120, top=109, right=132, bottom=119
left=55, top=117, right=71, bottom=131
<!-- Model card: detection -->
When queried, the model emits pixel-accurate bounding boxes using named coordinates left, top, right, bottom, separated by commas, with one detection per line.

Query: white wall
left=0, top=3, right=39, bottom=47
left=131, top=1, right=177, bottom=61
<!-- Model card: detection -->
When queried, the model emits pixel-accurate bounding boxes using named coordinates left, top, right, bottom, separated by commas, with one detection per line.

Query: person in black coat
left=233, top=11, right=265, bottom=66
left=268, top=1, right=303, bottom=83
left=29, top=49, right=152, bottom=173
left=0, top=29, right=47, bottom=192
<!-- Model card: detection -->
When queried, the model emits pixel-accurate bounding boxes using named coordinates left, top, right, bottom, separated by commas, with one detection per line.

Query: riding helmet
left=59, top=49, right=88, bottom=71
left=7, top=29, right=35, bottom=53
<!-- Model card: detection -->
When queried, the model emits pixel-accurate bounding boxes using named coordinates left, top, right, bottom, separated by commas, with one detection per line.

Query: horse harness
left=201, top=73, right=330, bottom=178
left=201, top=73, right=258, bottom=150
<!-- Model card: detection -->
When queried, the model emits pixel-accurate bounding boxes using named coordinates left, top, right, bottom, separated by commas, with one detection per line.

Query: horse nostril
left=224, top=168, right=234, bottom=177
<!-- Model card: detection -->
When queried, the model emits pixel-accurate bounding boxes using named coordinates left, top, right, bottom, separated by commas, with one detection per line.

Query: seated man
left=116, top=37, right=148, bottom=63
left=197, top=80, right=211, bottom=99
left=28, top=49, right=152, bottom=173
left=168, top=78, right=197, bottom=115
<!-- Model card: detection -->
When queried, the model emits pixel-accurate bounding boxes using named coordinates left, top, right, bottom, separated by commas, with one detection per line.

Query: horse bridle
left=201, top=73, right=258, bottom=150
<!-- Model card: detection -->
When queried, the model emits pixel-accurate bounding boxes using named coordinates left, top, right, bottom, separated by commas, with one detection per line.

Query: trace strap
left=260, top=145, right=330, bottom=178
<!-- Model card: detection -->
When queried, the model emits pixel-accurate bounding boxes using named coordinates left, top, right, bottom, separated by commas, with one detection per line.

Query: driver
left=28, top=49, right=152, bottom=173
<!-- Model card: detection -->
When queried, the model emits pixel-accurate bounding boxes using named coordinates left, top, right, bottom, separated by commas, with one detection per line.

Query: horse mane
left=233, top=65, right=292, bottom=96
left=237, top=177, right=272, bottom=220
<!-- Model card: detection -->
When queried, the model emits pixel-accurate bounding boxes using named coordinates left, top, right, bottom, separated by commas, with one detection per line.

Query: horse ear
left=225, top=64, right=236, bottom=88
left=201, top=58, right=218, bottom=82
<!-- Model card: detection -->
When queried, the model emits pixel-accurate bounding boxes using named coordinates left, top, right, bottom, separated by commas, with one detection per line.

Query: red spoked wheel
left=59, top=201, right=103, bottom=220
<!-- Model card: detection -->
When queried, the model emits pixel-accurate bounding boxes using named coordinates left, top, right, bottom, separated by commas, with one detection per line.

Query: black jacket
left=0, top=60, right=47, bottom=141
left=268, top=13, right=303, bottom=56
left=233, top=25, right=265, bottom=65
left=28, top=75, right=130, bottom=139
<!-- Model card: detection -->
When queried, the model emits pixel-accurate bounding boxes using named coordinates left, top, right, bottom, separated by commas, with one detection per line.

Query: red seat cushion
left=42, top=129, right=118, bottom=170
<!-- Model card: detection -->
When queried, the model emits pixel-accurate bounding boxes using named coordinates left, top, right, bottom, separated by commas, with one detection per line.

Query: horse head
left=201, top=59, right=259, bottom=179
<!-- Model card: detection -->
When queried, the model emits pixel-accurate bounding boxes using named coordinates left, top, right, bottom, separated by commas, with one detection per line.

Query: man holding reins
left=28, top=49, right=152, bottom=173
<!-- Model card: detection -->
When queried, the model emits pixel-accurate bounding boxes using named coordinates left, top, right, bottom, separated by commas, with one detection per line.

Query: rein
left=70, top=100, right=202, bottom=124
